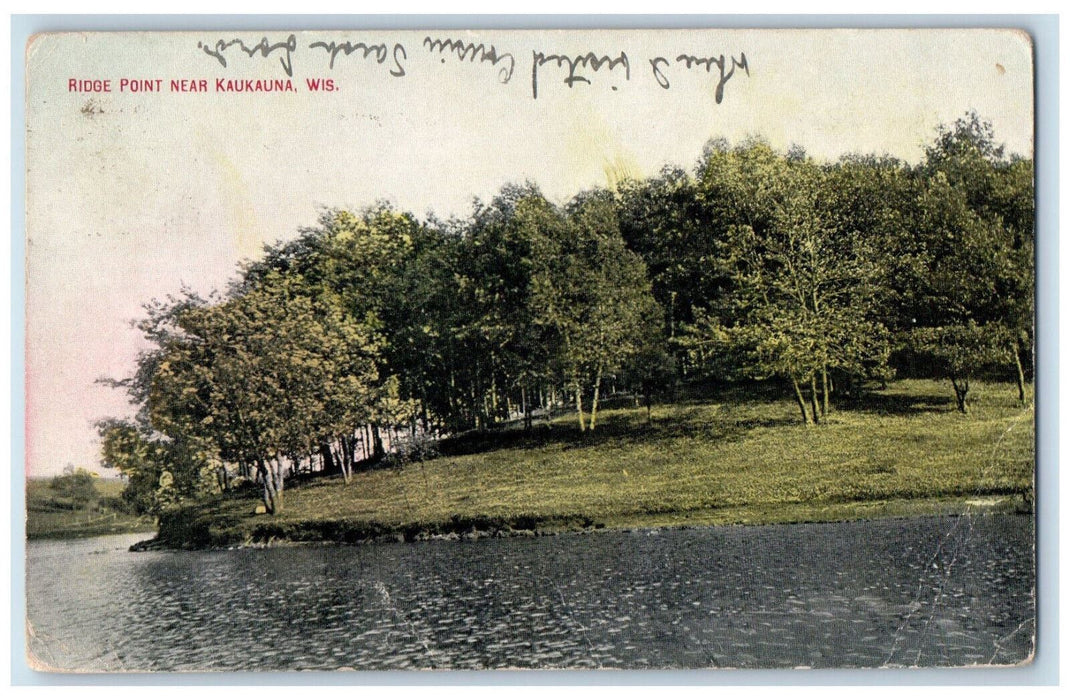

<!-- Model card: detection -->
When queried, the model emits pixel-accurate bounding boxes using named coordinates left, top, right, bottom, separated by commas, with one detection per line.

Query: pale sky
left=24, top=28, right=1034, bottom=476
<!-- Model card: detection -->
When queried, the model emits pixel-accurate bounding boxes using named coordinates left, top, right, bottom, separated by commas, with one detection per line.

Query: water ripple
left=26, top=514, right=1034, bottom=671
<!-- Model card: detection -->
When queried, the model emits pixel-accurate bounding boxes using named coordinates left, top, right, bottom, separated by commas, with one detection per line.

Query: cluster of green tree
left=623, top=113, right=1032, bottom=422
left=97, top=112, right=1032, bottom=515
left=48, top=465, right=99, bottom=510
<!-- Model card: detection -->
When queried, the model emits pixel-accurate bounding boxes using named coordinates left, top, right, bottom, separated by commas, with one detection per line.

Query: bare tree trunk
left=273, top=453, right=285, bottom=512
left=951, top=376, right=970, bottom=414
left=589, top=364, right=603, bottom=432
left=1013, top=342, right=1027, bottom=404
left=257, top=457, right=277, bottom=514
left=821, top=365, right=830, bottom=417
left=808, top=376, right=821, bottom=425
left=791, top=377, right=810, bottom=425
left=522, top=385, right=532, bottom=431
left=319, top=442, right=339, bottom=476
left=371, top=425, right=384, bottom=460
left=342, top=435, right=355, bottom=481
left=331, top=441, right=349, bottom=484
left=575, top=382, right=586, bottom=431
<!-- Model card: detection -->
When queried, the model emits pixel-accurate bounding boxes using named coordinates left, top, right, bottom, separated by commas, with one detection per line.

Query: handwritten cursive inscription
left=651, top=52, right=750, bottom=103
left=423, top=37, right=515, bottom=84
left=308, top=40, right=407, bottom=76
left=530, top=51, right=630, bottom=99
left=197, top=35, right=297, bottom=77
left=191, top=37, right=749, bottom=102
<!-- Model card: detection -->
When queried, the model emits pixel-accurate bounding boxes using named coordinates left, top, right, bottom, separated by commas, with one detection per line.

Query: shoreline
left=130, top=491, right=1033, bottom=552
left=28, top=525, right=157, bottom=542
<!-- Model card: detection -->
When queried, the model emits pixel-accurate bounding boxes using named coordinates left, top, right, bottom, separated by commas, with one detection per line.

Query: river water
left=25, top=514, right=1034, bottom=672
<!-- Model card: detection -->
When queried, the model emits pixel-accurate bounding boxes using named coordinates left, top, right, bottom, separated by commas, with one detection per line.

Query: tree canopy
left=98, top=112, right=1033, bottom=514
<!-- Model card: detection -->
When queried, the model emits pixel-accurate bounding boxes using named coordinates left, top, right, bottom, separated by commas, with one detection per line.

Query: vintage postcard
left=23, top=27, right=1035, bottom=672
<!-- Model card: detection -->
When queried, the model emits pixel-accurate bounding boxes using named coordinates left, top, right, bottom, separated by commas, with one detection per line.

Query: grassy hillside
left=154, top=379, right=1034, bottom=548
left=26, top=477, right=156, bottom=539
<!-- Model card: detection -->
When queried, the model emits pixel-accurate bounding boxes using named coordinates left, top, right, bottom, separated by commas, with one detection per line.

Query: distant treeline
left=98, top=112, right=1033, bottom=515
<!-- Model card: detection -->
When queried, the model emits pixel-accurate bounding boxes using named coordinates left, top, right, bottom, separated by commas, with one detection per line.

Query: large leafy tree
left=538, top=191, right=660, bottom=431
left=242, top=205, right=431, bottom=459
left=684, top=141, right=891, bottom=423
left=615, top=166, right=716, bottom=349
left=146, top=272, right=380, bottom=512
left=453, top=185, right=566, bottom=430
left=97, top=418, right=160, bottom=513
left=96, top=417, right=218, bottom=515
left=907, top=112, right=1034, bottom=410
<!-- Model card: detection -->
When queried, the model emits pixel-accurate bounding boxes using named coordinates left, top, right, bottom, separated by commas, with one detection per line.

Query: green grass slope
left=156, top=379, right=1034, bottom=548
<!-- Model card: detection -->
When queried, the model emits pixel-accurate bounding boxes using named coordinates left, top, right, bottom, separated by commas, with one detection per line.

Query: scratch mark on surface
left=883, top=404, right=1034, bottom=667
left=544, top=575, right=597, bottom=666
left=988, top=616, right=1034, bottom=664
left=373, top=579, right=443, bottom=667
